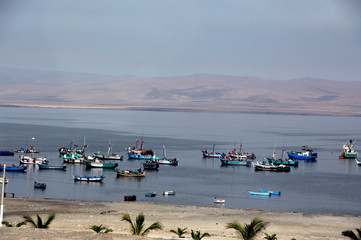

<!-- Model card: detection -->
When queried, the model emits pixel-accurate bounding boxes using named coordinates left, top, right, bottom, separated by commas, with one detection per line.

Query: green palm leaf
left=226, top=217, right=269, bottom=240
left=122, top=213, right=162, bottom=236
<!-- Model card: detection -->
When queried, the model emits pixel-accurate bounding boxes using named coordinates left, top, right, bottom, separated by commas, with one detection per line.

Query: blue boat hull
left=248, top=191, right=271, bottom=196
left=0, top=165, right=27, bottom=171
left=259, top=189, right=281, bottom=195
left=267, top=157, right=298, bottom=166
left=127, top=152, right=153, bottom=160
left=287, top=151, right=317, bottom=160
left=220, top=158, right=251, bottom=166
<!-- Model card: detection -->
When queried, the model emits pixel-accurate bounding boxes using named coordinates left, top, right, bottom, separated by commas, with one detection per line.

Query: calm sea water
left=0, top=107, right=361, bottom=215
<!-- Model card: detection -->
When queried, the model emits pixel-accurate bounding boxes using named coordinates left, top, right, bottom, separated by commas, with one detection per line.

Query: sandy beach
left=0, top=198, right=359, bottom=239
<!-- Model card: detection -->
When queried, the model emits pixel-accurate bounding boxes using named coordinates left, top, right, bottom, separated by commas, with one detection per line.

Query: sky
left=0, top=0, right=360, bottom=81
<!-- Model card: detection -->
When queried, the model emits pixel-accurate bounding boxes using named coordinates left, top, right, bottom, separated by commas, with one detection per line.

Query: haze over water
left=0, top=107, right=360, bottom=216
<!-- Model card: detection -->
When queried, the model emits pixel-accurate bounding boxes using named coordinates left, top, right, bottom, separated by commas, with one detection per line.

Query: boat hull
left=287, top=151, right=317, bottom=160
left=0, top=151, right=14, bottom=156
left=248, top=191, right=271, bottom=196
left=267, top=157, right=299, bottom=166
left=85, top=161, right=118, bottom=168
left=73, top=175, right=104, bottom=182
left=0, top=165, right=27, bottom=171
left=38, top=164, right=66, bottom=170
left=220, top=158, right=251, bottom=166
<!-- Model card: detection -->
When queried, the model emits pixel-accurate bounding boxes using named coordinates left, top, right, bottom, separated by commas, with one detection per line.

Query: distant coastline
left=1, top=104, right=360, bottom=118
left=1, top=69, right=361, bottom=118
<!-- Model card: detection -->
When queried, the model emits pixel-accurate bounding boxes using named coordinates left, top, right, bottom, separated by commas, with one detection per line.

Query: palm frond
left=16, top=221, right=27, bottom=227
left=43, top=213, right=56, bottom=228
left=122, top=213, right=136, bottom=234
left=342, top=230, right=359, bottom=240
left=37, top=214, right=43, bottom=228
left=142, top=221, right=163, bottom=236
left=2, top=221, right=13, bottom=227
left=23, top=215, right=37, bottom=228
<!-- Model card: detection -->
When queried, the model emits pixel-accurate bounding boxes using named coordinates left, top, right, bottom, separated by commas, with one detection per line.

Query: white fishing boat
left=214, top=197, right=225, bottom=204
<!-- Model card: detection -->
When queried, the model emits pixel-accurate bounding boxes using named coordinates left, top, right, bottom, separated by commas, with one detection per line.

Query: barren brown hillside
left=1, top=68, right=360, bottom=116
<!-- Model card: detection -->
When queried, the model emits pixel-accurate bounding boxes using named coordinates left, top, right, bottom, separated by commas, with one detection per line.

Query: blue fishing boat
left=259, top=190, right=281, bottom=195
left=220, top=155, right=251, bottom=166
left=287, top=146, right=317, bottom=160
left=248, top=191, right=271, bottom=196
left=0, top=164, right=27, bottom=171
left=0, top=151, right=14, bottom=156
left=145, top=191, right=156, bottom=197
left=127, top=139, right=154, bottom=160
left=34, top=181, right=46, bottom=189
left=202, top=144, right=222, bottom=158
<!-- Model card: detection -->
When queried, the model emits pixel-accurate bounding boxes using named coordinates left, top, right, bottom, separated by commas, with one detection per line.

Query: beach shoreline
left=0, top=197, right=358, bottom=239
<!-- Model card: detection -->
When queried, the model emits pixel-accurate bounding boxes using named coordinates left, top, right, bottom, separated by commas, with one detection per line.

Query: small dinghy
left=34, top=181, right=46, bottom=189
left=259, top=190, right=281, bottom=195
left=214, top=197, right=225, bottom=204
left=248, top=191, right=271, bottom=196
left=162, top=190, right=175, bottom=196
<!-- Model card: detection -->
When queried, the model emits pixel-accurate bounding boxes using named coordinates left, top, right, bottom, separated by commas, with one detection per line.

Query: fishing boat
left=267, top=157, right=299, bottom=166
left=248, top=191, right=271, bottom=196
left=127, top=139, right=155, bottom=160
left=155, top=157, right=179, bottom=166
left=142, top=160, right=159, bottom=170
left=0, top=164, right=27, bottom=171
left=34, top=181, right=46, bottom=189
left=19, top=155, right=48, bottom=165
left=162, top=190, right=175, bottom=195
left=339, top=139, right=358, bottom=159
left=220, top=155, right=252, bottom=166
left=356, top=159, right=361, bottom=166
left=85, top=159, right=118, bottom=168
left=93, top=141, right=123, bottom=160
left=0, top=151, right=14, bottom=156
left=259, top=190, right=281, bottom=195
left=124, top=195, right=136, bottom=201
left=288, top=146, right=318, bottom=160
left=214, top=197, right=225, bottom=204
left=115, top=168, right=146, bottom=177
left=73, top=175, right=105, bottom=182
left=268, top=148, right=299, bottom=166
left=253, top=161, right=290, bottom=172
left=145, top=191, right=157, bottom=197
left=153, top=145, right=179, bottom=166
left=62, top=152, right=85, bottom=164
left=38, top=163, right=66, bottom=170
left=202, top=144, right=222, bottom=158
left=15, top=145, right=40, bottom=154
left=227, top=142, right=256, bottom=160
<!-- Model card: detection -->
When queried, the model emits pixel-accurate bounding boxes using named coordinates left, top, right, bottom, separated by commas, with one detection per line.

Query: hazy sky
left=0, top=0, right=360, bottom=81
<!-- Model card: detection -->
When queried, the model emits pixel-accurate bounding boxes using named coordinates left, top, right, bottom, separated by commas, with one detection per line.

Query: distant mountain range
left=1, top=67, right=360, bottom=116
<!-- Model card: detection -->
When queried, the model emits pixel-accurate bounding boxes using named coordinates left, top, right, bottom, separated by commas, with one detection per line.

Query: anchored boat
left=339, top=139, right=358, bottom=159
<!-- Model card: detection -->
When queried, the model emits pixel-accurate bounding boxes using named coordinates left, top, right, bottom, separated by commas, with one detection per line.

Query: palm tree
left=191, top=229, right=210, bottom=240
left=225, top=217, right=269, bottom=240
left=170, top=227, right=188, bottom=238
left=264, top=233, right=278, bottom=240
left=342, top=227, right=361, bottom=240
left=121, top=213, right=162, bottom=236
left=23, top=213, right=56, bottom=229
left=2, top=220, right=27, bottom=227
left=90, top=224, right=113, bottom=233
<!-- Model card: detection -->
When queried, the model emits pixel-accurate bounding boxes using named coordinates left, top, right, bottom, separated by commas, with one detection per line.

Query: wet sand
left=0, top=198, right=359, bottom=239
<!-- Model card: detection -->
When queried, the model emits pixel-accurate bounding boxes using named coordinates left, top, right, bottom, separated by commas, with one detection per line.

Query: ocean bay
left=0, top=107, right=360, bottom=215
